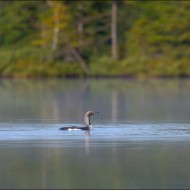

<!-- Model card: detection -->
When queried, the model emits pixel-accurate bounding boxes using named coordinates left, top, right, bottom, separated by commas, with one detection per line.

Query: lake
left=0, top=78, right=190, bottom=189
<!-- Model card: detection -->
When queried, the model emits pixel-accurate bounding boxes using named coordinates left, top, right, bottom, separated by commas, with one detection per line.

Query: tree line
left=0, top=0, right=190, bottom=78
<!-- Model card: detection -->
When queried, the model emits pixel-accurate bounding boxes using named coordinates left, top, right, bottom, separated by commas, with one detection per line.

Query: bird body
left=59, top=111, right=98, bottom=131
left=59, top=126, right=89, bottom=131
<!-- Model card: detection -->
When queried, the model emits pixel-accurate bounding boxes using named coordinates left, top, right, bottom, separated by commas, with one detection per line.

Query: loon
left=59, top=111, right=98, bottom=131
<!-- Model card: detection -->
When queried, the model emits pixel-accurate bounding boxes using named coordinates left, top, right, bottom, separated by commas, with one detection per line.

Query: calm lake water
left=0, top=78, right=190, bottom=189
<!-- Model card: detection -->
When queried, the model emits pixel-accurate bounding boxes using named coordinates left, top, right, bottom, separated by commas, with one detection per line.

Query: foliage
left=0, top=1, right=190, bottom=78
left=34, top=1, right=72, bottom=50
left=0, top=47, right=84, bottom=78
left=126, top=1, right=190, bottom=77
left=0, top=1, right=40, bottom=46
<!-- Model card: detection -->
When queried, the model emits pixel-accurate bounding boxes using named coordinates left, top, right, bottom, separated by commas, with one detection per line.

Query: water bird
left=59, top=111, right=99, bottom=131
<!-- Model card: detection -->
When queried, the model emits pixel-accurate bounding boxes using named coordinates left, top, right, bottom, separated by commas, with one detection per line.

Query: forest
left=0, top=0, right=190, bottom=78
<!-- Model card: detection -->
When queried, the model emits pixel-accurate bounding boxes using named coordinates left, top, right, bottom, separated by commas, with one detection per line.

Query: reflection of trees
left=41, top=148, right=47, bottom=189
left=0, top=79, right=90, bottom=122
left=0, top=79, right=190, bottom=122
left=111, top=90, right=118, bottom=122
left=1, top=143, right=190, bottom=188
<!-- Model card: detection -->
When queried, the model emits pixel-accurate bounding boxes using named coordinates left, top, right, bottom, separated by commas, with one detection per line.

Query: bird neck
left=84, top=116, right=92, bottom=130
left=85, top=116, right=91, bottom=125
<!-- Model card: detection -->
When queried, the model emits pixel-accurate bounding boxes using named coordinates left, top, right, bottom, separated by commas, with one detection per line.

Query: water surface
left=0, top=79, right=190, bottom=189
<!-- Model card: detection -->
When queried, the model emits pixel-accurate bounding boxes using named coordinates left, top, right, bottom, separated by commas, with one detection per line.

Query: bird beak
left=94, top=112, right=99, bottom=114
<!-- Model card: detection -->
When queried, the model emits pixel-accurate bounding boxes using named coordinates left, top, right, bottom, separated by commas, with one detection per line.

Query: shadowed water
left=0, top=79, right=190, bottom=189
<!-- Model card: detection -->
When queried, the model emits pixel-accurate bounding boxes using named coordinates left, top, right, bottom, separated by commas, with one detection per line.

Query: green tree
left=0, top=1, right=39, bottom=46
left=34, top=1, right=71, bottom=50
left=126, top=1, right=190, bottom=76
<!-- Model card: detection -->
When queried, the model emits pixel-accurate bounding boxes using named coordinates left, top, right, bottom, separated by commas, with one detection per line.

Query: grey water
left=0, top=78, right=190, bottom=189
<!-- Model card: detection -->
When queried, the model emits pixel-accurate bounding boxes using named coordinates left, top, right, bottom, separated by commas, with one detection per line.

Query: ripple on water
left=0, top=122, right=190, bottom=143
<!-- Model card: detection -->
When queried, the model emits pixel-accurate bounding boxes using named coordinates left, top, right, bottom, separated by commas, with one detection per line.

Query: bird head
left=86, top=111, right=99, bottom=117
